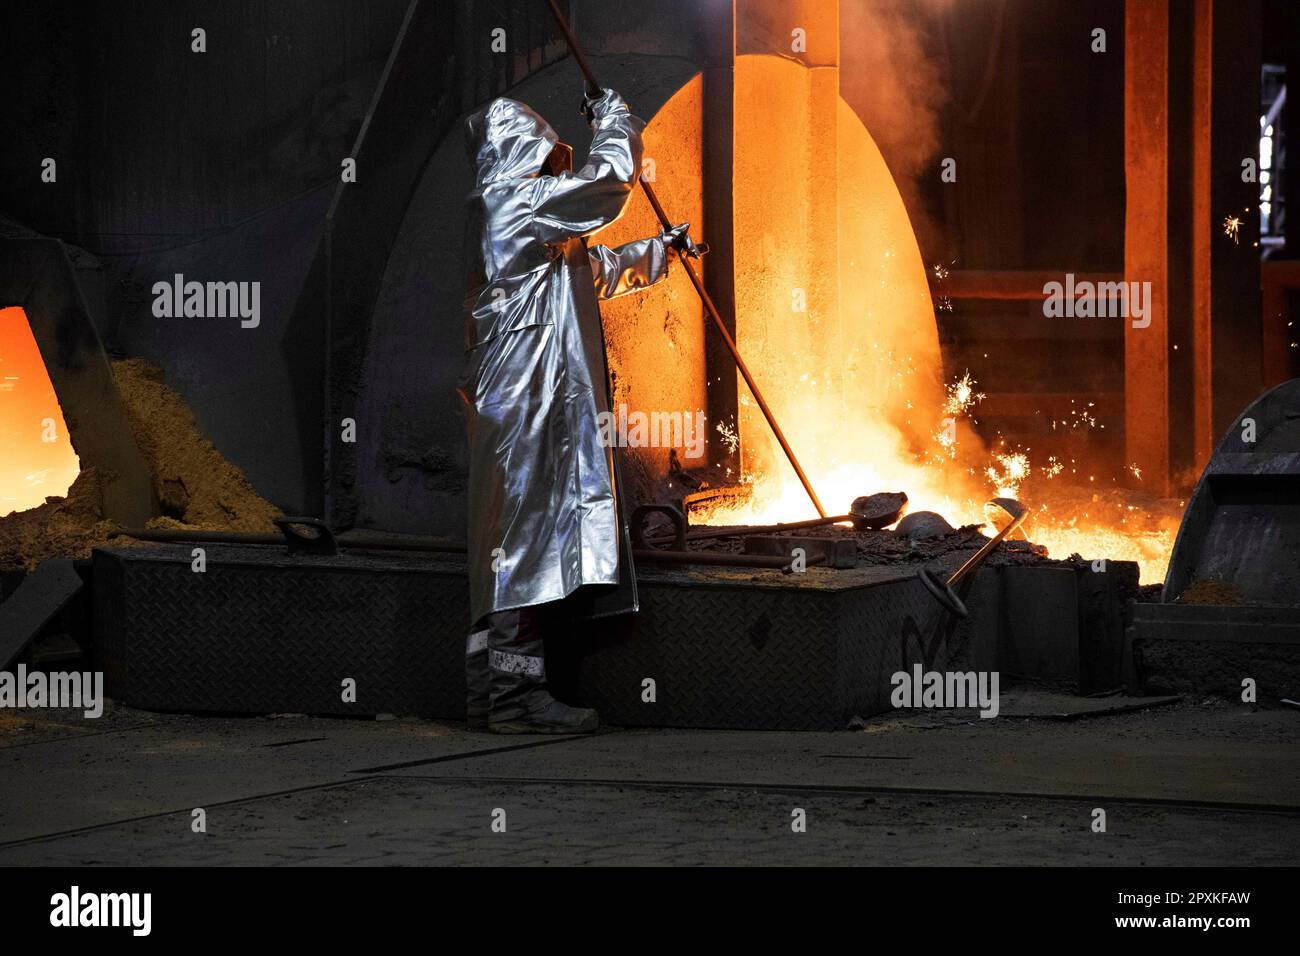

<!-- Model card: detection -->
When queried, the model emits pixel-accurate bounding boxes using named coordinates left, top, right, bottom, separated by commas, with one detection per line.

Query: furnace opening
left=604, top=55, right=1179, bottom=583
left=0, top=307, right=81, bottom=517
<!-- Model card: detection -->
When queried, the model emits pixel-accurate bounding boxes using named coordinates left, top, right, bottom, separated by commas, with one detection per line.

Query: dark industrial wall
left=1, top=0, right=711, bottom=527
left=3, top=0, right=408, bottom=244
left=0, top=0, right=410, bottom=513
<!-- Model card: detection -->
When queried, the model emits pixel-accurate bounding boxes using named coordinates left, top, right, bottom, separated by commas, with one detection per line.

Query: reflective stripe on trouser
left=465, top=606, right=552, bottom=721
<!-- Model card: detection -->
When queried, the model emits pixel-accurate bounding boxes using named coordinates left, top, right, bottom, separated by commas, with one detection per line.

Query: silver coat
left=459, top=91, right=672, bottom=625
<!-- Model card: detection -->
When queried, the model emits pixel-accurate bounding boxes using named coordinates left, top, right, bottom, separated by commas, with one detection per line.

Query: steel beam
left=1124, top=0, right=1171, bottom=495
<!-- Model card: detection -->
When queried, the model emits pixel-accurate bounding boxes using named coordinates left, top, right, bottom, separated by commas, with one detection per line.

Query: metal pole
left=543, top=0, right=826, bottom=518
left=108, top=527, right=819, bottom=570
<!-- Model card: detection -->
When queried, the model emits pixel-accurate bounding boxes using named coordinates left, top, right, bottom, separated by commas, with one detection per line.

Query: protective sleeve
left=587, top=235, right=672, bottom=300
left=529, top=89, right=646, bottom=243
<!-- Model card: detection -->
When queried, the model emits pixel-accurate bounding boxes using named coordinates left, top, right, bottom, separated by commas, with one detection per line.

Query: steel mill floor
left=1, top=693, right=1297, bottom=866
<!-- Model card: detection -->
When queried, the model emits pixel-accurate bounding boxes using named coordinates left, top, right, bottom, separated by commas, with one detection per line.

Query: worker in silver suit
left=458, top=88, right=703, bottom=734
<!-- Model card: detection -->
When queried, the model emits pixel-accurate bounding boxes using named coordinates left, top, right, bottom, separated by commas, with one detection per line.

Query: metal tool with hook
left=916, top=497, right=1029, bottom=619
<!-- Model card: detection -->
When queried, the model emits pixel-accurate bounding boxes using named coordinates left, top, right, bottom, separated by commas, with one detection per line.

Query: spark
left=714, top=421, right=740, bottom=454
left=986, top=451, right=1030, bottom=497
left=942, top=370, right=985, bottom=418
left=1223, top=215, right=1242, bottom=244
left=934, top=426, right=957, bottom=459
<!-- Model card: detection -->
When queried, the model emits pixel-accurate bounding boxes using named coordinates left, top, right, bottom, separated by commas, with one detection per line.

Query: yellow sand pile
left=0, top=359, right=280, bottom=571
left=1178, top=576, right=1244, bottom=606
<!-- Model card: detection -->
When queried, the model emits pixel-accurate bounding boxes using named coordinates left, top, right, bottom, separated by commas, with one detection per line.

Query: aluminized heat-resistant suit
left=458, top=90, right=681, bottom=724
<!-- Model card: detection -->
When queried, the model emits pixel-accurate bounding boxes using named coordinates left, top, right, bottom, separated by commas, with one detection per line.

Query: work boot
left=485, top=605, right=552, bottom=719
left=471, top=603, right=598, bottom=733
left=489, top=696, right=600, bottom=735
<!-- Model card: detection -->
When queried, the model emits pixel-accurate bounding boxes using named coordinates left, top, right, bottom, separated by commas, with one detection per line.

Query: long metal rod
left=648, top=513, right=855, bottom=544
left=945, top=508, right=1028, bottom=587
left=108, top=528, right=816, bottom=570
left=543, top=0, right=826, bottom=519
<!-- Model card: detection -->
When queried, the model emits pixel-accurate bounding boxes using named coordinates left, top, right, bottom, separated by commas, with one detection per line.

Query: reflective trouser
left=466, top=604, right=552, bottom=722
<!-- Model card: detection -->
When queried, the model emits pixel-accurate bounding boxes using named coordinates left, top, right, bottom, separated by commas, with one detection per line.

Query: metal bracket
left=274, top=516, right=339, bottom=556
left=917, top=566, right=968, bottom=619
left=631, top=504, right=687, bottom=551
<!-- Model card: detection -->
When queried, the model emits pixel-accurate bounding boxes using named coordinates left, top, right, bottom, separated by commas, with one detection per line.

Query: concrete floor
left=1, top=692, right=1297, bottom=865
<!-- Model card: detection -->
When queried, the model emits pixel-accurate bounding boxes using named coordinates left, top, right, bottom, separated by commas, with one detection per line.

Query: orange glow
left=699, top=56, right=988, bottom=533
left=690, top=57, right=1176, bottom=583
left=0, top=307, right=80, bottom=516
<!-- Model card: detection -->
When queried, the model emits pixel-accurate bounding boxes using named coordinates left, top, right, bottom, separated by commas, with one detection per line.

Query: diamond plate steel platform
left=558, top=564, right=961, bottom=729
left=91, top=544, right=977, bottom=730
left=93, top=543, right=1132, bottom=728
left=93, top=545, right=470, bottom=720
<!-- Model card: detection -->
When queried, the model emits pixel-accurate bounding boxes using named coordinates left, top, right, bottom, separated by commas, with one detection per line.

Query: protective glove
left=663, top=222, right=706, bottom=260
left=580, top=88, right=603, bottom=126
left=580, top=87, right=628, bottom=127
